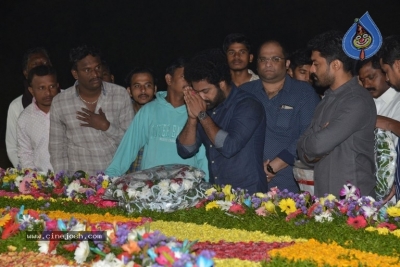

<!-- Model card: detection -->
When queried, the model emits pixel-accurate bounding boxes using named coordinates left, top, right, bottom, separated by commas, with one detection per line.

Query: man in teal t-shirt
left=105, top=58, right=209, bottom=180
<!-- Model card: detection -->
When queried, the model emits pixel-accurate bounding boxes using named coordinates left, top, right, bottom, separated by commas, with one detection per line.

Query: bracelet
left=267, top=164, right=277, bottom=175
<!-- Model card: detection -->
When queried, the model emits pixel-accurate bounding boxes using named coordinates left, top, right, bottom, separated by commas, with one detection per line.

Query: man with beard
left=106, top=58, right=209, bottom=179
left=357, top=55, right=400, bottom=202
left=379, top=35, right=400, bottom=201
left=49, top=45, right=134, bottom=175
left=125, top=67, right=157, bottom=114
left=223, top=33, right=259, bottom=86
left=177, top=49, right=267, bottom=194
left=297, top=31, right=376, bottom=198
left=241, top=40, right=320, bottom=193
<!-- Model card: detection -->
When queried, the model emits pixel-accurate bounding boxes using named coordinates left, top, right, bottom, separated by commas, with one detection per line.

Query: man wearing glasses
left=240, top=40, right=320, bottom=193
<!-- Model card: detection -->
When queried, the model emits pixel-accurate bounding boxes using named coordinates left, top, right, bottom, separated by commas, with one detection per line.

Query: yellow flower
left=278, top=198, right=297, bottom=215
left=222, top=185, right=234, bottom=201
left=263, top=201, right=276, bottom=214
left=387, top=206, right=400, bottom=217
left=391, top=229, right=400, bottom=238
left=377, top=227, right=390, bottom=235
left=102, top=180, right=109, bottom=189
left=205, top=201, right=219, bottom=211
left=269, top=239, right=400, bottom=267
left=205, top=187, right=217, bottom=196
left=0, top=213, right=11, bottom=227
left=255, top=192, right=267, bottom=198
left=365, top=226, right=377, bottom=232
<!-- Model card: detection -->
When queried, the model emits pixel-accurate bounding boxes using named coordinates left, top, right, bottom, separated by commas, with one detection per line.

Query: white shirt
left=17, top=100, right=53, bottom=171
left=248, top=69, right=259, bottom=81
left=6, top=95, right=24, bottom=167
left=374, top=87, right=400, bottom=146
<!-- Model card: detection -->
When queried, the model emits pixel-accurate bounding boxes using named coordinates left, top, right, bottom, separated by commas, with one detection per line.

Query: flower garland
left=269, top=239, right=400, bottom=267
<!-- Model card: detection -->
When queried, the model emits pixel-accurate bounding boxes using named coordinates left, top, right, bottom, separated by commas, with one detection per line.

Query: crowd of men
left=6, top=31, right=400, bottom=202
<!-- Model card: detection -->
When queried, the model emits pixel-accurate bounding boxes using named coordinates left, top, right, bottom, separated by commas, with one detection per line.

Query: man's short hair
left=27, top=65, right=57, bottom=86
left=185, top=49, right=232, bottom=86
left=379, top=35, right=400, bottom=65
left=166, top=57, right=187, bottom=76
left=307, top=30, right=354, bottom=73
left=69, top=45, right=102, bottom=70
left=22, top=47, right=50, bottom=71
left=124, top=67, right=157, bottom=88
left=289, top=48, right=312, bottom=71
left=222, top=33, right=252, bottom=54
left=355, top=55, right=383, bottom=74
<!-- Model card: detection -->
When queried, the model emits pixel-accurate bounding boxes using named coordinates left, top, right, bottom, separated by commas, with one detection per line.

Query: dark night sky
left=1, top=0, right=400, bottom=167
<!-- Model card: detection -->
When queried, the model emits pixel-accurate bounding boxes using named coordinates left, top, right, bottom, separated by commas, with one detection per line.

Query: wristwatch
left=267, top=164, right=277, bottom=175
left=198, top=111, right=208, bottom=120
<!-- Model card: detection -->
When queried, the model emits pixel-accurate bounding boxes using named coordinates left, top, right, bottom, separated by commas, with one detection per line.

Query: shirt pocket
left=275, top=109, right=294, bottom=129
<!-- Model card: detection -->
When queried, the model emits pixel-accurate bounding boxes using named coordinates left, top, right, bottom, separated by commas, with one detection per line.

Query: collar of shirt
left=74, top=80, right=107, bottom=97
left=212, top=83, right=239, bottom=113
left=324, top=76, right=359, bottom=97
left=377, top=87, right=397, bottom=105
left=32, top=97, right=50, bottom=117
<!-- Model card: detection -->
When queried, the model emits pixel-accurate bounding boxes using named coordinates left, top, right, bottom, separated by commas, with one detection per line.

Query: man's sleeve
left=6, top=102, right=21, bottom=167
left=217, top=98, right=265, bottom=158
left=298, top=96, right=375, bottom=161
left=49, top=102, right=68, bottom=173
left=103, top=89, right=134, bottom=144
left=16, top=115, right=35, bottom=169
left=278, top=90, right=320, bottom=165
left=105, top=109, right=147, bottom=177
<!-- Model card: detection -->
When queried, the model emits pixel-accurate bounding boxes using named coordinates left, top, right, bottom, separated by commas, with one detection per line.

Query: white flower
left=314, top=211, right=333, bottom=223
left=14, top=175, right=23, bottom=187
left=66, top=180, right=83, bottom=197
left=127, top=188, right=140, bottom=199
left=140, top=185, right=152, bottom=199
left=127, top=228, right=146, bottom=241
left=92, top=253, right=127, bottom=267
left=46, top=178, right=55, bottom=187
left=102, top=175, right=110, bottom=181
left=18, top=214, right=34, bottom=224
left=170, top=182, right=181, bottom=192
left=70, top=222, right=86, bottom=232
left=216, top=200, right=233, bottom=211
left=38, top=240, right=56, bottom=254
left=361, top=205, right=377, bottom=219
left=182, top=180, right=193, bottom=190
left=74, top=241, right=90, bottom=264
left=130, top=181, right=146, bottom=190
left=158, top=180, right=170, bottom=191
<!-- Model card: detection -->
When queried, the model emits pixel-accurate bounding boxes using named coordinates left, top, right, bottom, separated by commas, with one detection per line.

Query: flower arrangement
left=0, top=168, right=116, bottom=208
left=0, top=205, right=215, bottom=266
left=103, top=164, right=211, bottom=212
left=201, top=183, right=400, bottom=234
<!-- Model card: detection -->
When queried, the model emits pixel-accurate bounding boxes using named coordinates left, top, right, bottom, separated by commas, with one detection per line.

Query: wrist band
left=267, top=164, right=277, bottom=175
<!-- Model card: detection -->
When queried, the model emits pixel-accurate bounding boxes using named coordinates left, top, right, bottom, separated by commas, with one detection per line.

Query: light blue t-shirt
left=105, top=91, right=209, bottom=180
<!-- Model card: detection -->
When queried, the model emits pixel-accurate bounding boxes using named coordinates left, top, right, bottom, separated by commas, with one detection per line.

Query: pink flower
left=18, top=177, right=33, bottom=194
left=377, top=222, right=397, bottom=231
left=285, top=209, right=302, bottom=221
left=347, top=215, right=367, bottom=229
left=255, top=206, right=267, bottom=216
left=96, top=188, right=105, bottom=195
left=98, top=200, right=117, bottom=208
left=45, top=219, right=58, bottom=231
left=229, top=203, right=245, bottom=214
